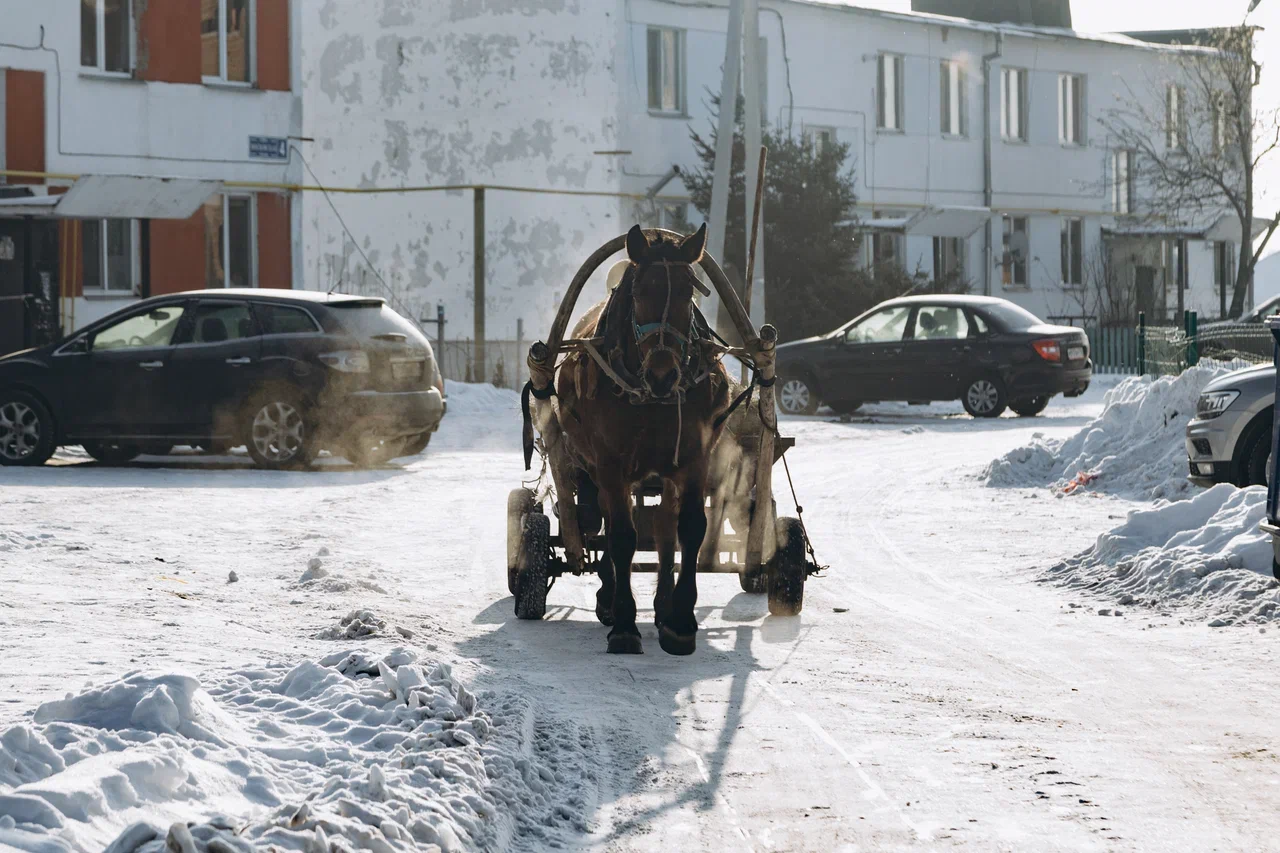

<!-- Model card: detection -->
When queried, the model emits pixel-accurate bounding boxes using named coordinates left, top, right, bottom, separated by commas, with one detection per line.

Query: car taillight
left=1032, top=339, right=1062, bottom=362
left=319, top=351, right=371, bottom=373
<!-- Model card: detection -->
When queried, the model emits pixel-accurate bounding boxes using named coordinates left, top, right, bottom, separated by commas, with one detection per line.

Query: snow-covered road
left=4, top=383, right=1280, bottom=851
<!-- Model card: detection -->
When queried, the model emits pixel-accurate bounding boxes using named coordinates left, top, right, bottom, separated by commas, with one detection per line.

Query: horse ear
left=626, top=225, right=649, bottom=264
left=679, top=223, right=708, bottom=264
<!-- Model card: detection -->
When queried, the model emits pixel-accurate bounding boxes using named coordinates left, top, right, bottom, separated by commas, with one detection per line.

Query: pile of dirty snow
left=0, top=647, right=592, bottom=852
left=1044, top=484, right=1280, bottom=625
left=984, top=365, right=1228, bottom=500
left=443, top=380, right=519, bottom=416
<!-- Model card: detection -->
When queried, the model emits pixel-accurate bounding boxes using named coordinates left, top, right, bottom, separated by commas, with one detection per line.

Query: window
left=1001, top=67, right=1027, bottom=141
left=92, top=305, right=186, bottom=351
left=81, top=0, right=133, bottom=73
left=877, top=54, right=904, bottom=131
left=872, top=232, right=902, bottom=268
left=1212, top=92, right=1236, bottom=154
left=1001, top=215, right=1028, bottom=288
left=657, top=202, right=687, bottom=230
left=647, top=27, right=684, bottom=114
left=184, top=301, right=257, bottom=344
left=1214, top=242, right=1235, bottom=317
left=1060, top=217, right=1083, bottom=286
left=82, top=220, right=140, bottom=294
left=257, top=304, right=320, bottom=335
left=203, top=195, right=256, bottom=289
left=1058, top=74, right=1084, bottom=145
left=914, top=306, right=969, bottom=341
left=1164, top=238, right=1188, bottom=315
left=932, top=237, right=964, bottom=282
left=202, top=0, right=253, bottom=84
left=804, top=125, right=836, bottom=156
left=940, top=60, right=967, bottom=137
left=846, top=305, right=911, bottom=344
left=1112, top=150, right=1134, bottom=214
left=1166, top=84, right=1184, bottom=150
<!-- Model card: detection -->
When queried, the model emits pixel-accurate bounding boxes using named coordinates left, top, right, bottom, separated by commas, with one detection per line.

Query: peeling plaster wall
left=300, top=0, right=626, bottom=349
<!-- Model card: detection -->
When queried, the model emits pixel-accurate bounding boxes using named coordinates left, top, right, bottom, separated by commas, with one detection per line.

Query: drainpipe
left=982, top=32, right=1003, bottom=297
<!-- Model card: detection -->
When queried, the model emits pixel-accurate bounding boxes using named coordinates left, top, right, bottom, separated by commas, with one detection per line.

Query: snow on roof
left=784, top=0, right=1222, bottom=54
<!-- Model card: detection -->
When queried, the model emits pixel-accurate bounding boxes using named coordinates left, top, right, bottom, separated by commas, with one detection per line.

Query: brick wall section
left=256, top=0, right=290, bottom=91
left=136, top=0, right=201, bottom=84
left=256, top=193, right=292, bottom=288
left=150, top=212, right=206, bottom=295
left=4, top=70, right=45, bottom=184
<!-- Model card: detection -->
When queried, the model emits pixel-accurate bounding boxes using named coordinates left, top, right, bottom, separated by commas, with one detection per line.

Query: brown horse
left=556, top=224, right=733, bottom=655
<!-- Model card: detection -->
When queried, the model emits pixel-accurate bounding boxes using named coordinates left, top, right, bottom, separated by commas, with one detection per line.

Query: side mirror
left=63, top=335, right=89, bottom=354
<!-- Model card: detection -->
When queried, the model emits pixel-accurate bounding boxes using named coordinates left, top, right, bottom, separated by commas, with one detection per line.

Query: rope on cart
left=779, top=450, right=827, bottom=576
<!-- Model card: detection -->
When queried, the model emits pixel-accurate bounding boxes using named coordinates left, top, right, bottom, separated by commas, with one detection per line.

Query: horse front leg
left=652, top=479, right=678, bottom=630
left=599, top=473, right=641, bottom=654
left=661, top=463, right=709, bottom=656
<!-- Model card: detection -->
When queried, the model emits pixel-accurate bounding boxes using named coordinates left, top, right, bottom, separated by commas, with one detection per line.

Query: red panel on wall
left=257, top=193, right=293, bottom=289
left=150, top=212, right=206, bottom=295
left=137, top=1, right=201, bottom=84
left=5, top=70, right=46, bottom=184
left=256, top=0, right=291, bottom=91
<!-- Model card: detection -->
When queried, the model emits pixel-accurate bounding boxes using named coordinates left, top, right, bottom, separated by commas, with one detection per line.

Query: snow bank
left=443, top=380, right=519, bottom=416
left=0, top=648, right=592, bottom=852
left=1045, top=484, right=1280, bottom=625
left=984, top=365, right=1229, bottom=500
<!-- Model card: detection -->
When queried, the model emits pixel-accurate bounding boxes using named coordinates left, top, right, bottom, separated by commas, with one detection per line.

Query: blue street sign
left=249, top=136, right=289, bottom=161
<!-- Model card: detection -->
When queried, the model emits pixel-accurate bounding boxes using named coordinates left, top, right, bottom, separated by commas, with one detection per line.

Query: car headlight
left=319, top=351, right=371, bottom=373
left=1196, top=390, right=1240, bottom=419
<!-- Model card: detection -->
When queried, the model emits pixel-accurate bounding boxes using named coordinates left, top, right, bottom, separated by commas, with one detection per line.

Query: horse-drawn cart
left=508, top=228, right=820, bottom=629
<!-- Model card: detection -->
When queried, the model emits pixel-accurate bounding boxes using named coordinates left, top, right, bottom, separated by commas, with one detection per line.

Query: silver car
left=1185, top=364, right=1274, bottom=488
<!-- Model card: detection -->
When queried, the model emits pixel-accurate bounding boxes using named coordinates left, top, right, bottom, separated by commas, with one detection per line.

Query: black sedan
left=774, top=295, right=1091, bottom=418
left=0, top=290, right=446, bottom=469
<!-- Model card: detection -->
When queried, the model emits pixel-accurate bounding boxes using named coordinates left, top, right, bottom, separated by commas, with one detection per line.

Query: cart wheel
left=1273, top=559, right=1280, bottom=582
left=507, top=488, right=539, bottom=595
left=768, top=517, right=807, bottom=616
left=514, top=513, right=551, bottom=620
left=739, top=566, right=767, bottom=594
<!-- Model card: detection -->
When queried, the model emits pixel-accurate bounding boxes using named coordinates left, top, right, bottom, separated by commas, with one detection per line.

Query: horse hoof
left=658, top=624, right=696, bottom=656
left=607, top=632, right=643, bottom=655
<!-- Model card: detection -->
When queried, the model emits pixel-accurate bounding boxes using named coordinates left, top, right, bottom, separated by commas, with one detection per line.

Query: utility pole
left=706, top=0, right=744, bottom=336
left=742, top=0, right=765, bottom=330
left=473, top=187, right=485, bottom=383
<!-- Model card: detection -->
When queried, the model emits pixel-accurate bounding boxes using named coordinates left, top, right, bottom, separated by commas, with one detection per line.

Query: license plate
left=391, top=360, right=424, bottom=381
left=1068, top=346, right=1085, bottom=361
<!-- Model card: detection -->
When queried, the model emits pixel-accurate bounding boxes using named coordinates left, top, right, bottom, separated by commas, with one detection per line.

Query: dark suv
left=0, top=290, right=446, bottom=469
left=775, top=295, right=1091, bottom=418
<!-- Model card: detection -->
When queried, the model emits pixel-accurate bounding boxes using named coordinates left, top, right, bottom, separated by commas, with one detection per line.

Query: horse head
left=623, top=223, right=708, bottom=400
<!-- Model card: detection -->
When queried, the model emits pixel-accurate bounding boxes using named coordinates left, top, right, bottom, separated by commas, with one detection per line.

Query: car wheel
left=0, top=392, right=57, bottom=467
left=81, top=440, right=142, bottom=465
left=827, top=400, right=862, bottom=416
left=401, top=432, right=432, bottom=456
left=778, top=374, right=820, bottom=416
left=245, top=392, right=315, bottom=470
left=962, top=377, right=1007, bottom=419
left=1009, top=396, right=1051, bottom=417
left=344, top=432, right=403, bottom=468
left=1236, top=417, right=1273, bottom=488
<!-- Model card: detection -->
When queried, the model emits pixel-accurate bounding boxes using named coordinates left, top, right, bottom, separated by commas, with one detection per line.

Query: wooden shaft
left=742, top=147, right=767, bottom=319
left=745, top=323, right=779, bottom=572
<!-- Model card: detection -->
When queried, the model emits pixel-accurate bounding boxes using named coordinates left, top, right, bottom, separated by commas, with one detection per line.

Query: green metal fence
left=1080, top=311, right=1274, bottom=377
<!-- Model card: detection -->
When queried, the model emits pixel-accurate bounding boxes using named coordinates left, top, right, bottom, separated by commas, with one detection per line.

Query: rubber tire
left=1235, top=416, right=1273, bottom=488
left=401, top=432, right=432, bottom=456
left=140, top=443, right=174, bottom=456
left=507, top=488, right=539, bottom=595
left=345, top=434, right=402, bottom=469
left=778, top=374, right=820, bottom=416
left=0, top=391, right=57, bottom=467
left=962, top=376, right=1007, bottom=419
left=768, top=517, right=807, bottom=616
left=514, top=512, right=550, bottom=620
left=82, top=440, right=142, bottom=465
left=1009, top=396, right=1051, bottom=417
left=739, top=566, right=767, bottom=594
left=196, top=440, right=232, bottom=455
left=244, top=390, right=316, bottom=471
left=827, top=400, right=863, bottom=416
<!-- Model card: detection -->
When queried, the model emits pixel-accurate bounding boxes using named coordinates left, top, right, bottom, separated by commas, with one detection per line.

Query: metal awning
left=0, top=175, right=222, bottom=220
left=1204, top=213, right=1273, bottom=244
left=839, top=206, right=991, bottom=238
left=1103, top=213, right=1273, bottom=242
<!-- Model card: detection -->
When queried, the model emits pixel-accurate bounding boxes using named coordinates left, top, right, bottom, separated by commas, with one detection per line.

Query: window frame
left=82, top=219, right=142, bottom=296
left=940, top=59, right=967, bottom=138
left=253, top=302, right=323, bottom=336
left=1060, top=216, right=1084, bottom=287
left=646, top=26, right=686, bottom=116
left=1001, top=215, right=1029, bottom=290
left=803, top=124, right=837, bottom=156
left=931, top=236, right=965, bottom=281
left=1058, top=73, right=1085, bottom=146
left=202, top=0, right=257, bottom=87
left=877, top=53, right=904, bottom=132
left=1112, top=149, right=1134, bottom=214
left=81, top=0, right=136, bottom=76
left=88, top=302, right=189, bottom=352
left=175, top=299, right=261, bottom=347
left=205, top=194, right=259, bottom=289
left=1166, top=83, right=1185, bottom=151
left=845, top=304, right=912, bottom=345
left=1001, top=66, right=1028, bottom=142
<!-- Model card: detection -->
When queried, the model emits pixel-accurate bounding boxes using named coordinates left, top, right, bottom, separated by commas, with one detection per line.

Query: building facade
left=0, top=0, right=301, bottom=356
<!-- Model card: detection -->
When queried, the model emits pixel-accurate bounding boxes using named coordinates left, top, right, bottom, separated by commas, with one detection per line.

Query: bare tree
left=1099, top=26, right=1280, bottom=317
left=1054, top=242, right=1136, bottom=325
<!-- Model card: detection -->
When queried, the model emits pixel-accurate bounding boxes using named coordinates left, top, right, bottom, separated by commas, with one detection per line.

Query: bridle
left=631, top=260, right=694, bottom=398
